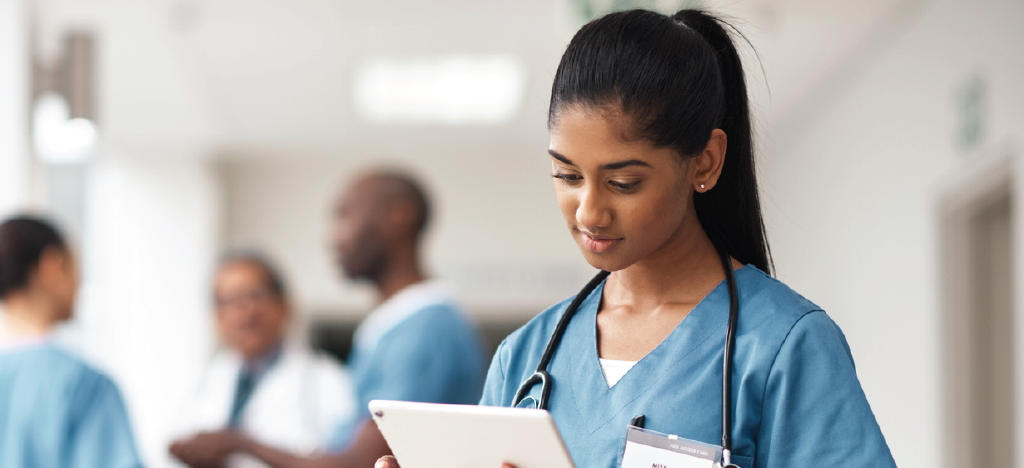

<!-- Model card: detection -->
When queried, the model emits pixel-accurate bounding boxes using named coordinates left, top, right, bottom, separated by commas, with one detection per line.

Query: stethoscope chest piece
left=511, top=370, right=551, bottom=409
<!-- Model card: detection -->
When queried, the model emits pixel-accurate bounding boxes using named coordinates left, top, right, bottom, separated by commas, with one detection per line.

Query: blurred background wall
left=1, top=0, right=1023, bottom=467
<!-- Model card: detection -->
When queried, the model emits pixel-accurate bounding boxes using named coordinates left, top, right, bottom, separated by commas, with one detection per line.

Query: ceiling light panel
left=353, top=55, right=526, bottom=126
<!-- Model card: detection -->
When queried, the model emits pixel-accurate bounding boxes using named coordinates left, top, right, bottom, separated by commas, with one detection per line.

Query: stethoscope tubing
left=717, top=242, right=740, bottom=465
left=513, top=245, right=740, bottom=460
left=511, top=269, right=610, bottom=410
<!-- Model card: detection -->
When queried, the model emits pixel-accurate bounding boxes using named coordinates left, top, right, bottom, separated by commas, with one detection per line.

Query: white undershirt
left=599, top=358, right=638, bottom=388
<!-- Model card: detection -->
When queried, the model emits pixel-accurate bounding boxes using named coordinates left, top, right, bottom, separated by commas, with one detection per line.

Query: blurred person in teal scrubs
left=0, top=215, right=143, bottom=468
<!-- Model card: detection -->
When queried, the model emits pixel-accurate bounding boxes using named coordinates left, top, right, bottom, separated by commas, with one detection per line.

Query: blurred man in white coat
left=170, top=252, right=355, bottom=468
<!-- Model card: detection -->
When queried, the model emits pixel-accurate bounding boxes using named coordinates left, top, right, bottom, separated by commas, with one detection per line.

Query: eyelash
left=609, top=180, right=637, bottom=191
left=552, top=173, right=639, bottom=192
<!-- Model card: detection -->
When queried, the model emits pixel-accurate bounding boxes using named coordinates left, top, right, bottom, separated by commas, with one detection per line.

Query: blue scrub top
left=0, top=344, right=143, bottom=468
left=480, top=266, right=896, bottom=468
left=328, top=303, right=485, bottom=451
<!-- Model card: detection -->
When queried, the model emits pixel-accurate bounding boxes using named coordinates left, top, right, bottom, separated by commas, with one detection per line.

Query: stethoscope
left=512, top=242, right=741, bottom=468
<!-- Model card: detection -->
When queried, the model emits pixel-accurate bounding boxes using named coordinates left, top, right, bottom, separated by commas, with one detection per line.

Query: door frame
left=938, top=139, right=1020, bottom=468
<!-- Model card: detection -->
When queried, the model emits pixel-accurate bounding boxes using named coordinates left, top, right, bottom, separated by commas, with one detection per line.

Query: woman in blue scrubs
left=478, top=9, right=898, bottom=468
left=0, top=216, right=142, bottom=468
left=378, top=8, right=896, bottom=468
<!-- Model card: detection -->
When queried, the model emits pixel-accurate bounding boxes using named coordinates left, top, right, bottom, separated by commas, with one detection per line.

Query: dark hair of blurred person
left=0, top=215, right=75, bottom=326
left=0, top=214, right=143, bottom=468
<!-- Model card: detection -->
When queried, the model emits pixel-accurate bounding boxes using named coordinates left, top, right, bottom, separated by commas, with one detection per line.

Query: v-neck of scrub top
left=564, top=267, right=743, bottom=435
left=599, top=359, right=637, bottom=387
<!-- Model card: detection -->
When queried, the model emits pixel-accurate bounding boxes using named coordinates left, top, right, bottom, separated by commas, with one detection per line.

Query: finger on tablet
left=375, top=455, right=399, bottom=468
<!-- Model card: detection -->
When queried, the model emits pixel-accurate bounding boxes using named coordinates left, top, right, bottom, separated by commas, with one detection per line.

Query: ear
left=383, top=201, right=418, bottom=239
left=276, top=296, right=292, bottom=318
left=692, top=129, right=727, bottom=193
left=35, top=247, right=67, bottom=286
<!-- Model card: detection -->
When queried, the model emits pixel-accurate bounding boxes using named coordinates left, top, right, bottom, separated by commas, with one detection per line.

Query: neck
left=1, top=294, right=59, bottom=340
left=374, top=242, right=426, bottom=303
left=606, top=215, right=725, bottom=309
left=242, top=340, right=283, bottom=369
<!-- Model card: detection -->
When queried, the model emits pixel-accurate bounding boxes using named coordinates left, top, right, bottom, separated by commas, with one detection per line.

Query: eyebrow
left=548, top=150, right=652, bottom=170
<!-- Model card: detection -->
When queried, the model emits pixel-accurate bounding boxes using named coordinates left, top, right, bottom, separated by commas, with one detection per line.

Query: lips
left=580, top=230, right=621, bottom=253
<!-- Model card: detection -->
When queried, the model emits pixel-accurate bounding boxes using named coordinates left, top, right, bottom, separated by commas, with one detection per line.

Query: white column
left=0, top=0, right=31, bottom=218
left=80, top=155, right=221, bottom=467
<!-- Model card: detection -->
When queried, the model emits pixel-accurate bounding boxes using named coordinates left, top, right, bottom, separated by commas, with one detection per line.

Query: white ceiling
left=31, top=0, right=925, bottom=159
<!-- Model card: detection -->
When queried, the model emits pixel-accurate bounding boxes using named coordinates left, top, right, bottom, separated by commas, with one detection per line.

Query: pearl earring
left=700, top=184, right=706, bottom=189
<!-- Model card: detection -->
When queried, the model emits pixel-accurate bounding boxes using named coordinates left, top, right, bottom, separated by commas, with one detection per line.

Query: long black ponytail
left=549, top=9, right=773, bottom=274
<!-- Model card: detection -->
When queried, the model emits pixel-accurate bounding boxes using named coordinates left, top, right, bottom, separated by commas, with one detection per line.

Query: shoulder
left=371, top=302, right=482, bottom=368
left=501, top=295, right=574, bottom=353
left=736, top=266, right=821, bottom=319
left=733, top=266, right=829, bottom=338
left=731, top=267, right=856, bottom=371
left=30, top=346, right=114, bottom=387
left=20, top=346, right=125, bottom=406
left=479, top=287, right=594, bottom=406
left=62, top=350, right=121, bottom=398
left=190, top=349, right=239, bottom=399
left=203, top=348, right=240, bottom=372
left=491, top=291, right=585, bottom=379
left=387, top=301, right=476, bottom=340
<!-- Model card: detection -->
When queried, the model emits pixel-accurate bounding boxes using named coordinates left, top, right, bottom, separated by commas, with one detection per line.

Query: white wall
left=760, top=0, right=1024, bottom=466
left=220, top=149, right=596, bottom=320
left=30, top=2, right=224, bottom=467
left=0, top=0, right=32, bottom=218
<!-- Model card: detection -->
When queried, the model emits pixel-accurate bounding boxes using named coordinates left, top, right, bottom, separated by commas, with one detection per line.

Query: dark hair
left=0, top=215, right=68, bottom=299
left=216, top=250, right=288, bottom=298
left=373, top=170, right=432, bottom=238
left=549, top=9, right=773, bottom=274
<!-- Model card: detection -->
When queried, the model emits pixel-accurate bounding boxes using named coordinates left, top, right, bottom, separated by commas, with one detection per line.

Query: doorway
left=941, top=178, right=1016, bottom=468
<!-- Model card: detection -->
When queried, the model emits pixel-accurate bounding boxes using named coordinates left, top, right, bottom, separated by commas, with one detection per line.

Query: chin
left=578, top=249, right=633, bottom=273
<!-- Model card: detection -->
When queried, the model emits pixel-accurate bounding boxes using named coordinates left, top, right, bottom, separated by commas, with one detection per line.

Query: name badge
left=621, top=426, right=723, bottom=468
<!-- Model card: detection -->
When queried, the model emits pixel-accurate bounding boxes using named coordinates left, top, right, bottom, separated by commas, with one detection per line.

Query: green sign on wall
left=954, top=72, right=987, bottom=154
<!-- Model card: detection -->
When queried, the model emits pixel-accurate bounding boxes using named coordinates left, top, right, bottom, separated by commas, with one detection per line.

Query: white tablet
left=369, top=400, right=576, bottom=468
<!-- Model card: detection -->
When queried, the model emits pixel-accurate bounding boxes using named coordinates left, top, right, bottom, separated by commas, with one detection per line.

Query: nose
left=576, top=183, right=611, bottom=230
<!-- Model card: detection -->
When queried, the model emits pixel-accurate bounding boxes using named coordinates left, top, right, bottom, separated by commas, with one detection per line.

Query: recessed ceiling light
left=353, top=55, right=526, bottom=126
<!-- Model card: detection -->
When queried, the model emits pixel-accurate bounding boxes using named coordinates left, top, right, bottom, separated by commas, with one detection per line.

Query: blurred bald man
left=171, top=170, right=485, bottom=468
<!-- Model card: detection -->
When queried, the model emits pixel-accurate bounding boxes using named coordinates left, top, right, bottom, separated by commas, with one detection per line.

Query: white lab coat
left=172, top=344, right=355, bottom=468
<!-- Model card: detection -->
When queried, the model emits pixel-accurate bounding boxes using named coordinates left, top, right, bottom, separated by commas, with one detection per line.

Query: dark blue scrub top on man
left=0, top=344, right=143, bottom=468
left=480, top=265, right=897, bottom=468
left=328, top=300, right=485, bottom=451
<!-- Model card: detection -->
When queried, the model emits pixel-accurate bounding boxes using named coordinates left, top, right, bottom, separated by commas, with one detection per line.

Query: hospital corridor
left=1, top=0, right=1023, bottom=467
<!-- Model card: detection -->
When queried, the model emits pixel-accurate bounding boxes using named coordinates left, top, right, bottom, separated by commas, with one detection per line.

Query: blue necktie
left=227, top=369, right=257, bottom=427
